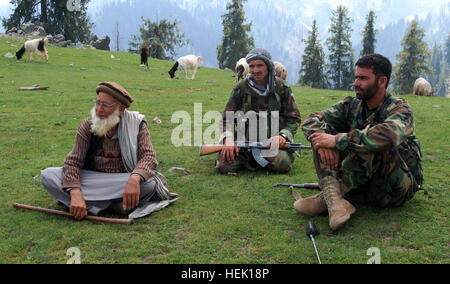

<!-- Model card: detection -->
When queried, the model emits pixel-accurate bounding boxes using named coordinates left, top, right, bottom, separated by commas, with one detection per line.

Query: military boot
left=293, top=191, right=327, bottom=217
left=320, top=176, right=356, bottom=230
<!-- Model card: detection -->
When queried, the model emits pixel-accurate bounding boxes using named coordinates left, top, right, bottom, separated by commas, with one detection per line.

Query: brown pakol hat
left=96, top=81, right=134, bottom=108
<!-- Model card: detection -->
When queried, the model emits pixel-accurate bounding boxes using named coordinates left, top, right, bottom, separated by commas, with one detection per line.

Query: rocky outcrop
left=4, top=23, right=109, bottom=51
left=91, top=36, right=111, bottom=51
left=6, top=23, right=46, bottom=37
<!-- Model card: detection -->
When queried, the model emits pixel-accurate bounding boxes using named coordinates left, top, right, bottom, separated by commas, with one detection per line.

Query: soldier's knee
left=272, top=163, right=292, bottom=173
left=215, top=159, right=239, bottom=175
left=269, top=151, right=294, bottom=173
left=384, top=166, right=417, bottom=207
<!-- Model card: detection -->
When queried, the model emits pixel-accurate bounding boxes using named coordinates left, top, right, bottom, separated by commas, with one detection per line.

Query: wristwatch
left=64, top=187, right=81, bottom=193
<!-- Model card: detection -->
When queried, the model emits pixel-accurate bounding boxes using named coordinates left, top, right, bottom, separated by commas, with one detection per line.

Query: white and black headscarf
left=245, top=48, right=276, bottom=96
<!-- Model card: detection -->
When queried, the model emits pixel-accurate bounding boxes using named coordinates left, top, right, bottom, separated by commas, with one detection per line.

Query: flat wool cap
left=96, top=81, right=134, bottom=108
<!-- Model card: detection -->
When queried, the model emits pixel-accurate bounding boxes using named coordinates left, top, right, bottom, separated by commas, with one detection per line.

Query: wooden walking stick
left=13, top=203, right=134, bottom=225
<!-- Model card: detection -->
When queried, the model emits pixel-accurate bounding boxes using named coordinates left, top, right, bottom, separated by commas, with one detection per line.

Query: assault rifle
left=199, top=141, right=312, bottom=168
left=274, top=183, right=320, bottom=190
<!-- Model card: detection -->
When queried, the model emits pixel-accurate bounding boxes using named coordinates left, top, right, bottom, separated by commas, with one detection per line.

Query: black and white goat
left=16, top=37, right=49, bottom=63
left=168, top=54, right=203, bottom=79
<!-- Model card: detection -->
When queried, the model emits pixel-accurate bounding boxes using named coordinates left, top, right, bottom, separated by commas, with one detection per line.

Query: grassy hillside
left=0, top=35, right=448, bottom=264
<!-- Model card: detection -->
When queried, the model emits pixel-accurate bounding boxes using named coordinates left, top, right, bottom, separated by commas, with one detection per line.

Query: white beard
left=90, top=107, right=121, bottom=137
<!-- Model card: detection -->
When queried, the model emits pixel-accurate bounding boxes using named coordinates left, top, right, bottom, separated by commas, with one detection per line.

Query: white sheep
left=168, top=54, right=203, bottom=80
left=235, top=57, right=249, bottom=82
left=413, top=77, right=433, bottom=96
left=274, top=61, right=288, bottom=81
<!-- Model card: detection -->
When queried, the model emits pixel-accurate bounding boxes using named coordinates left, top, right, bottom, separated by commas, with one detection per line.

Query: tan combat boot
left=293, top=191, right=327, bottom=217
left=320, top=176, right=356, bottom=230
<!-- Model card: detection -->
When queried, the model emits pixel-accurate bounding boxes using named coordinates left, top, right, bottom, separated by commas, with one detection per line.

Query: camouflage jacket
left=302, top=93, right=423, bottom=184
left=221, top=78, right=301, bottom=142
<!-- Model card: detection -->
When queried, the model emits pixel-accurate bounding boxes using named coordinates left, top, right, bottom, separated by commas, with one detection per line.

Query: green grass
left=0, top=35, right=448, bottom=264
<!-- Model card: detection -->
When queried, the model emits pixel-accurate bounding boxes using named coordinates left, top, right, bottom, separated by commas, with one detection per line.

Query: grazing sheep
left=168, top=54, right=203, bottom=80
left=139, top=45, right=150, bottom=69
left=16, top=37, right=49, bottom=63
left=413, top=77, right=433, bottom=96
left=274, top=61, right=288, bottom=81
left=235, top=57, right=249, bottom=82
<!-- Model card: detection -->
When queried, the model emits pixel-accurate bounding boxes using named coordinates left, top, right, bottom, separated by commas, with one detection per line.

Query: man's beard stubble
left=355, top=79, right=379, bottom=101
left=90, top=107, right=121, bottom=137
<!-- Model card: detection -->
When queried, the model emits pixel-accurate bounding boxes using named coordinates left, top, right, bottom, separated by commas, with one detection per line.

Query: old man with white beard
left=41, top=82, right=178, bottom=220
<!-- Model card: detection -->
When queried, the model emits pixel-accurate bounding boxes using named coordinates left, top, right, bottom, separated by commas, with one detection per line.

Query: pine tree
left=360, top=11, right=377, bottom=56
left=47, top=0, right=93, bottom=43
left=434, top=33, right=450, bottom=97
left=436, top=61, right=448, bottom=97
left=326, top=5, right=354, bottom=90
left=2, top=0, right=93, bottom=43
left=298, top=20, right=327, bottom=89
left=40, top=0, right=47, bottom=24
left=392, top=20, right=431, bottom=94
left=128, top=17, right=188, bottom=61
left=444, top=33, right=450, bottom=97
left=2, top=0, right=39, bottom=30
left=217, top=0, right=254, bottom=70
left=430, top=43, right=442, bottom=90
left=446, top=33, right=450, bottom=66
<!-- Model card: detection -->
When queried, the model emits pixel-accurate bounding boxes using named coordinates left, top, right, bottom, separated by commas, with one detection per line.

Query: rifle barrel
left=199, top=142, right=312, bottom=156
left=274, top=183, right=320, bottom=190
left=288, top=143, right=312, bottom=150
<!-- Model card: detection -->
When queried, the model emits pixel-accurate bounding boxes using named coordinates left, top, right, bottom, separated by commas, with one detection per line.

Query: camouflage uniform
left=302, top=93, right=423, bottom=208
left=216, top=77, right=302, bottom=174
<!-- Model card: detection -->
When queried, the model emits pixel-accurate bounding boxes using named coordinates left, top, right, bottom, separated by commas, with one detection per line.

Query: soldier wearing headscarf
left=217, top=48, right=302, bottom=174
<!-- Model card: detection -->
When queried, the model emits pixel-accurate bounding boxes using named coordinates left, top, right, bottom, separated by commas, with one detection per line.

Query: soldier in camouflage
left=294, top=54, right=423, bottom=230
left=216, top=48, right=301, bottom=174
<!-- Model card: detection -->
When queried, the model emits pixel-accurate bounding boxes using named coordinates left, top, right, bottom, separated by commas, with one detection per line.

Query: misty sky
left=1, top=0, right=449, bottom=15
left=0, top=0, right=448, bottom=31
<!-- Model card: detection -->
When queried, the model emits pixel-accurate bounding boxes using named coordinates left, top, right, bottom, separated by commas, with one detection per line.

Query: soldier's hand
left=318, top=148, right=340, bottom=168
left=221, top=137, right=239, bottom=163
left=310, top=132, right=336, bottom=150
left=70, top=189, right=87, bottom=220
left=123, top=175, right=141, bottom=211
left=269, top=136, right=287, bottom=149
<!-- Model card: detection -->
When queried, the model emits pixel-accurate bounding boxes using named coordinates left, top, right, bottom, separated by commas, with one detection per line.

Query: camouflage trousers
left=216, top=149, right=294, bottom=174
left=313, top=129, right=418, bottom=208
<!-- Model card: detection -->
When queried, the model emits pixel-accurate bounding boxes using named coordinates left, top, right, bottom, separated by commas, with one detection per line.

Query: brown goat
left=139, top=45, right=150, bottom=69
